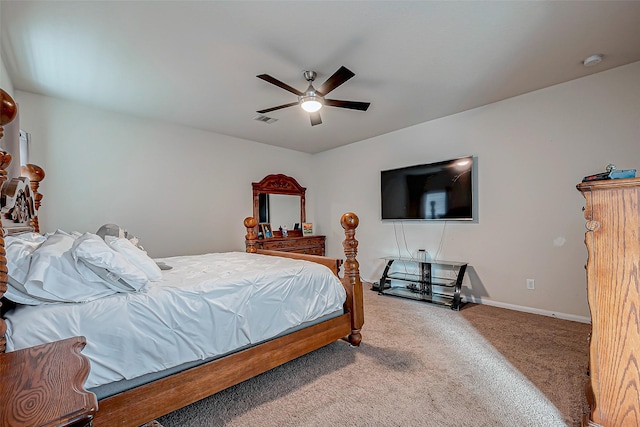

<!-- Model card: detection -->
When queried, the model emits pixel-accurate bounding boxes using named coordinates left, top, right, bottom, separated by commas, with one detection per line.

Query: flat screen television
left=381, top=156, right=475, bottom=221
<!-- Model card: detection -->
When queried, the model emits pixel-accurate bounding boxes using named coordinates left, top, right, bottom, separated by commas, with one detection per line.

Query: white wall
left=1, top=11, right=19, bottom=179
left=312, top=62, right=640, bottom=321
left=15, top=91, right=315, bottom=257
left=0, top=3, right=12, bottom=94
left=0, top=52, right=12, bottom=94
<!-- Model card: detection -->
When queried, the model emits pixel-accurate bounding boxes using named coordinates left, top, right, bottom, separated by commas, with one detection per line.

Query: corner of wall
left=1, top=51, right=15, bottom=95
left=0, top=2, right=15, bottom=95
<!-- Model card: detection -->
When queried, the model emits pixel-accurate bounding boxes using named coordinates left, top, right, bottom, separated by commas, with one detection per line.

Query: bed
left=0, top=125, right=363, bottom=426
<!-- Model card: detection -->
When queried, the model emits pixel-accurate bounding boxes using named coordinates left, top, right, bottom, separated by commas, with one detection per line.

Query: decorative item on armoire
left=261, top=223, right=273, bottom=238
left=302, top=223, right=313, bottom=236
left=582, top=163, right=636, bottom=182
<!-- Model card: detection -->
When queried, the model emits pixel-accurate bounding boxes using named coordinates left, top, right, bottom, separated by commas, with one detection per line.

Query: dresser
left=576, top=177, right=640, bottom=427
left=256, top=235, right=325, bottom=256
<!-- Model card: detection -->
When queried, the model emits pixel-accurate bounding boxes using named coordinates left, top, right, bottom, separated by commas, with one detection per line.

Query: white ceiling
left=2, top=1, right=640, bottom=154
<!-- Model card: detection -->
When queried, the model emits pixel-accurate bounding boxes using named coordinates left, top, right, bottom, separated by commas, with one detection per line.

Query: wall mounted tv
left=381, top=156, right=475, bottom=221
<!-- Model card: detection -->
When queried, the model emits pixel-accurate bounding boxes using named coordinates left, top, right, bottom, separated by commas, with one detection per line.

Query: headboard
left=0, top=89, right=45, bottom=352
left=0, top=159, right=44, bottom=236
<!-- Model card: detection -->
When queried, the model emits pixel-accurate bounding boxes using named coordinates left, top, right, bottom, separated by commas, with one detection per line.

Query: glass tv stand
left=377, top=257, right=468, bottom=310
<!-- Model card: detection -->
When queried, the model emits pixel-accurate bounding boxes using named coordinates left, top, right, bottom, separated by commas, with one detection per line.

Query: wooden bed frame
left=0, top=116, right=364, bottom=426
left=92, top=215, right=363, bottom=426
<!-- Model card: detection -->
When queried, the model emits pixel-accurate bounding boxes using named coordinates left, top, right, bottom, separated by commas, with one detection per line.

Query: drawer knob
left=585, top=220, right=600, bottom=231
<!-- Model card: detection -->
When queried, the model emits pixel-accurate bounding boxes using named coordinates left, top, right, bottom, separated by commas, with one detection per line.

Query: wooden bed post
left=341, top=212, right=363, bottom=346
left=21, top=164, right=45, bottom=233
left=0, top=150, right=10, bottom=353
left=0, top=88, right=17, bottom=353
left=244, top=216, right=258, bottom=253
left=245, top=212, right=364, bottom=345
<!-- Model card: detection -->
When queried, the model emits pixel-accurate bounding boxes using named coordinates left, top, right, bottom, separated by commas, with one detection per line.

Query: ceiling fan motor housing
left=300, top=71, right=323, bottom=112
left=303, top=70, right=317, bottom=82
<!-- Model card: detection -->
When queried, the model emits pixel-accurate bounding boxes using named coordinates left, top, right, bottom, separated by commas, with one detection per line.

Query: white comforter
left=5, top=252, right=346, bottom=389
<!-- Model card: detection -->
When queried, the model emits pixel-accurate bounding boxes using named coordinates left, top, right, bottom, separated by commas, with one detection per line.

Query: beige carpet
left=156, top=288, right=590, bottom=426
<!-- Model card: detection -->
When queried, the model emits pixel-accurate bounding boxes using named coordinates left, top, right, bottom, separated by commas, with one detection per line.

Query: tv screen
left=381, top=156, right=475, bottom=221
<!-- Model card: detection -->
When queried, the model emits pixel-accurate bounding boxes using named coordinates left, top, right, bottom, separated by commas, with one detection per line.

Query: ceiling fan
left=256, top=66, right=370, bottom=126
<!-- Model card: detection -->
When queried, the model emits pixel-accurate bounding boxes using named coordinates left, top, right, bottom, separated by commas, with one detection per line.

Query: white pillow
left=4, top=231, right=106, bottom=305
left=105, top=236, right=162, bottom=281
left=23, top=230, right=116, bottom=303
left=72, top=233, right=149, bottom=292
left=5, top=232, right=47, bottom=286
left=4, top=276, right=53, bottom=305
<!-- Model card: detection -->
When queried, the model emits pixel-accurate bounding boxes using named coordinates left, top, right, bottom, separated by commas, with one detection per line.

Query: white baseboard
left=363, top=278, right=591, bottom=324
left=464, top=295, right=591, bottom=324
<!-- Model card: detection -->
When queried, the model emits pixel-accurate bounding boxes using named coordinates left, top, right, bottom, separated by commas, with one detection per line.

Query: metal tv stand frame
left=377, top=257, right=468, bottom=310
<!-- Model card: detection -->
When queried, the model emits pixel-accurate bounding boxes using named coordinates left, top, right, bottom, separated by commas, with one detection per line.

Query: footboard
left=254, top=249, right=342, bottom=276
left=245, top=213, right=364, bottom=346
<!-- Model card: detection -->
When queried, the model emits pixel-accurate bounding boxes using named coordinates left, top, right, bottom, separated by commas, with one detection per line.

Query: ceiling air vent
left=253, top=114, right=278, bottom=124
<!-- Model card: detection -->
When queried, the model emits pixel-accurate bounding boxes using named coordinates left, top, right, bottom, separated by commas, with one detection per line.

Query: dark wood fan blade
left=256, top=102, right=299, bottom=114
left=257, top=74, right=304, bottom=96
left=310, top=112, right=322, bottom=126
left=315, top=66, right=355, bottom=96
left=324, top=99, right=370, bottom=111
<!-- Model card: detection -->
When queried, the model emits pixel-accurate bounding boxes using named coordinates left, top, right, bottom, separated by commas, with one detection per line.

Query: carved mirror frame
left=252, top=174, right=306, bottom=233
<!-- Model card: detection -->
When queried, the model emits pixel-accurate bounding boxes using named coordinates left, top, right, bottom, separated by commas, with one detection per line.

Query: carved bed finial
left=0, top=90, right=18, bottom=124
left=0, top=89, right=18, bottom=140
left=244, top=217, right=258, bottom=253
left=341, top=212, right=363, bottom=346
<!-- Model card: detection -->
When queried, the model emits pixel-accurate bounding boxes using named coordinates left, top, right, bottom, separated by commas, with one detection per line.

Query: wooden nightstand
left=0, top=336, right=98, bottom=427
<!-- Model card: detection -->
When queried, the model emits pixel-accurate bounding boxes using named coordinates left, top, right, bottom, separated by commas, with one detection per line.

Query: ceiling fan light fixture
left=300, top=96, right=323, bottom=113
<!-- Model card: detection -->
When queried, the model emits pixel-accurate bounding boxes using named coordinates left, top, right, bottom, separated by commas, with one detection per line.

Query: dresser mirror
left=264, top=194, right=300, bottom=229
left=253, top=174, right=306, bottom=237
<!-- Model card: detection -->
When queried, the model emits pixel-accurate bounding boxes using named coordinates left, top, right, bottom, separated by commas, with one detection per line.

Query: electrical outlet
left=526, top=279, right=535, bottom=290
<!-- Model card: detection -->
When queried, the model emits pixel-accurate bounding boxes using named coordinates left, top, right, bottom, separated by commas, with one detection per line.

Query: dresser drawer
left=290, top=247, right=324, bottom=256
left=258, top=236, right=325, bottom=256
